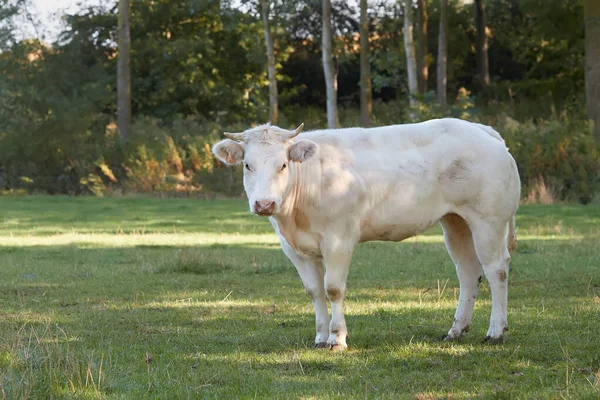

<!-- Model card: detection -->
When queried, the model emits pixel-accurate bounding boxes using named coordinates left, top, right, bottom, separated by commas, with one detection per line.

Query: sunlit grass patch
left=0, top=232, right=280, bottom=248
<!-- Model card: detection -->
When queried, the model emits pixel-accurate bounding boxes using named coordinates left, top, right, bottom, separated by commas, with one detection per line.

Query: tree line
left=113, top=0, right=597, bottom=139
left=0, top=0, right=598, bottom=201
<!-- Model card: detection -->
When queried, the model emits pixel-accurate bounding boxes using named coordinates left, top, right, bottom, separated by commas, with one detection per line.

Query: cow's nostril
left=254, top=200, right=275, bottom=215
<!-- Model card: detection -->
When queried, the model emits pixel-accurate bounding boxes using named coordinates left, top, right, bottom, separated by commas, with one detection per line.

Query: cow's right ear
left=289, top=140, right=319, bottom=163
left=212, top=139, right=245, bottom=165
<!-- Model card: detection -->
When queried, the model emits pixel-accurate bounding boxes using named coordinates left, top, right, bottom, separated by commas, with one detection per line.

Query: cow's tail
left=507, top=214, right=517, bottom=255
left=473, top=123, right=506, bottom=145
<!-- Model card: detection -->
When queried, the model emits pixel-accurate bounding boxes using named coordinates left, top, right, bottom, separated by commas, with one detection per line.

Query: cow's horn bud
left=224, top=131, right=243, bottom=141
left=286, top=123, right=304, bottom=139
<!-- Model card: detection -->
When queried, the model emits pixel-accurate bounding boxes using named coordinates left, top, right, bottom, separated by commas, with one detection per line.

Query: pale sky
left=17, top=0, right=115, bottom=42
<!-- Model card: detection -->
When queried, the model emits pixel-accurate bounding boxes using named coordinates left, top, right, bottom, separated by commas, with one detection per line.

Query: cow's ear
left=212, top=139, right=245, bottom=165
left=289, top=139, right=319, bottom=163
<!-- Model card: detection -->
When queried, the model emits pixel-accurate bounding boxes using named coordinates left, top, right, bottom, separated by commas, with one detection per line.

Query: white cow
left=212, top=118, right=520, bottom=351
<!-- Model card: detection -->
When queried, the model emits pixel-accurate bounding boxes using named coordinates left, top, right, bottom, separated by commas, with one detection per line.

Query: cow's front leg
left=322, top=235, right=354, bottom=351
left=280, top=243, right=329, bottom=347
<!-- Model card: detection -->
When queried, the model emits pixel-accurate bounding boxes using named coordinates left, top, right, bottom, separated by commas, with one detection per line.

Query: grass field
left=0, top=196, right=599, bottom=399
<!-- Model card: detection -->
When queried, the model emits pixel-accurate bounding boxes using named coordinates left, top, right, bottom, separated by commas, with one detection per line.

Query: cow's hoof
left=314, top=342, right=328, bottom=349
left=482, top=335, right=504, bottom=344
left=443, top=326, right=469, bottom=341
left=329, top=344, right=347, bottom=352
left=442, top=334, right=458, bottom=341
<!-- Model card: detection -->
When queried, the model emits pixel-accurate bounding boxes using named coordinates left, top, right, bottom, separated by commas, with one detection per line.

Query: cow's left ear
left=289, top=139, right=319, bottom=163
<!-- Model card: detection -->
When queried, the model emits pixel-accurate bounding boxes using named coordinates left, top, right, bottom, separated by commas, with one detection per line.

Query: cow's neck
left=272, top=158, right=321, bottom=254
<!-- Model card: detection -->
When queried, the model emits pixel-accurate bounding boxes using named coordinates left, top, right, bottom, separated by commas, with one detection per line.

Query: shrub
left=1, top=100, right=598, bottom=203
left=501, top=118, right=599, bottom=204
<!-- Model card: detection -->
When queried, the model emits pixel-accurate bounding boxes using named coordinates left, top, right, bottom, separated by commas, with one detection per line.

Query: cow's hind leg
left=281, top=243, right=330, bottom=348
left=466, top=215, right=512, bottom=342
left=440, top=213, right=483, bottom=340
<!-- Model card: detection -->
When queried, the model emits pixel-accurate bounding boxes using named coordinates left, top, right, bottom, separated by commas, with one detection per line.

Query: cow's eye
left=280, top=163, right=287, bottom=171
left=245, top=163, right=252, bottom=171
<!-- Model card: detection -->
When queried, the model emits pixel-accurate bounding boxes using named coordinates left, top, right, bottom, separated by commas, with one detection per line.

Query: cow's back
left=301, top=118, right=507, bottom=165
left=297, top=118, right=519, bottom=241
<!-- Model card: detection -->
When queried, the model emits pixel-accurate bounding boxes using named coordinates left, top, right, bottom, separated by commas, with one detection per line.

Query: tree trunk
left=474, top=0, right=489, bottom=91
left=437, top=0, right=447, bottom=106
left=585, top=0, right=600, bottom=142
left=403, top=1, right=418, bottom=107
left=117, top=0, right=131, bottom=142
left=416, top=0, right=428, bottom=94
left=261, top=0, right=278, bottom=125
left=359, top=0, right=372, bottom=127
left=322, top=0, right=339, bottom=128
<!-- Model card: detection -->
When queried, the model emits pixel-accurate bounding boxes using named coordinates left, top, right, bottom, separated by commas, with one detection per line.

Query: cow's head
left=212, top=123, right=318, bottom=216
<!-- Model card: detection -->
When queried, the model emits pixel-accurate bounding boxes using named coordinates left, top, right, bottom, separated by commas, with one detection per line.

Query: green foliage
left=55, top=0, right=269, bottom=122
left=487, top=0, right=584, bottom=99
left=0, top=37, right=111, bottom=193
left=111, top=118, right=244, bottom=196
left=501, top=118, right=599, bottom=204
left=130, top=1, right=267, bottom=120
left=0, top=0, right=596, bottom=201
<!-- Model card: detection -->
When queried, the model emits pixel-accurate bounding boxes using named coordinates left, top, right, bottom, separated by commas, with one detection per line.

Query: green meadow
left=0, top=196, right=599, bottom=399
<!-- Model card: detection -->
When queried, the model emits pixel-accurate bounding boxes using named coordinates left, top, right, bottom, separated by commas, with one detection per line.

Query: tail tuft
left=507, top=215, right=517, bottom=255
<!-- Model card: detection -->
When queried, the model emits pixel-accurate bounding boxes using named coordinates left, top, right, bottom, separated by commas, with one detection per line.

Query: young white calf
left=213, top=118, right=521, bottom=351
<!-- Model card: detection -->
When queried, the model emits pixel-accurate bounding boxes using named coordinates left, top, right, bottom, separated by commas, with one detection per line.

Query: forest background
left=1, top=0, right=599, bottom=204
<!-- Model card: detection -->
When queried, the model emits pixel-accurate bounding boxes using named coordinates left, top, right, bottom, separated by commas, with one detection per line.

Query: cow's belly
left=358, top=192, right=449, bottom=243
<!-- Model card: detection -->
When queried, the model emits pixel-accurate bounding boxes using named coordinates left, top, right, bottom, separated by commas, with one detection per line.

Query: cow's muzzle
left=253, top=200, right=276, bottom=216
